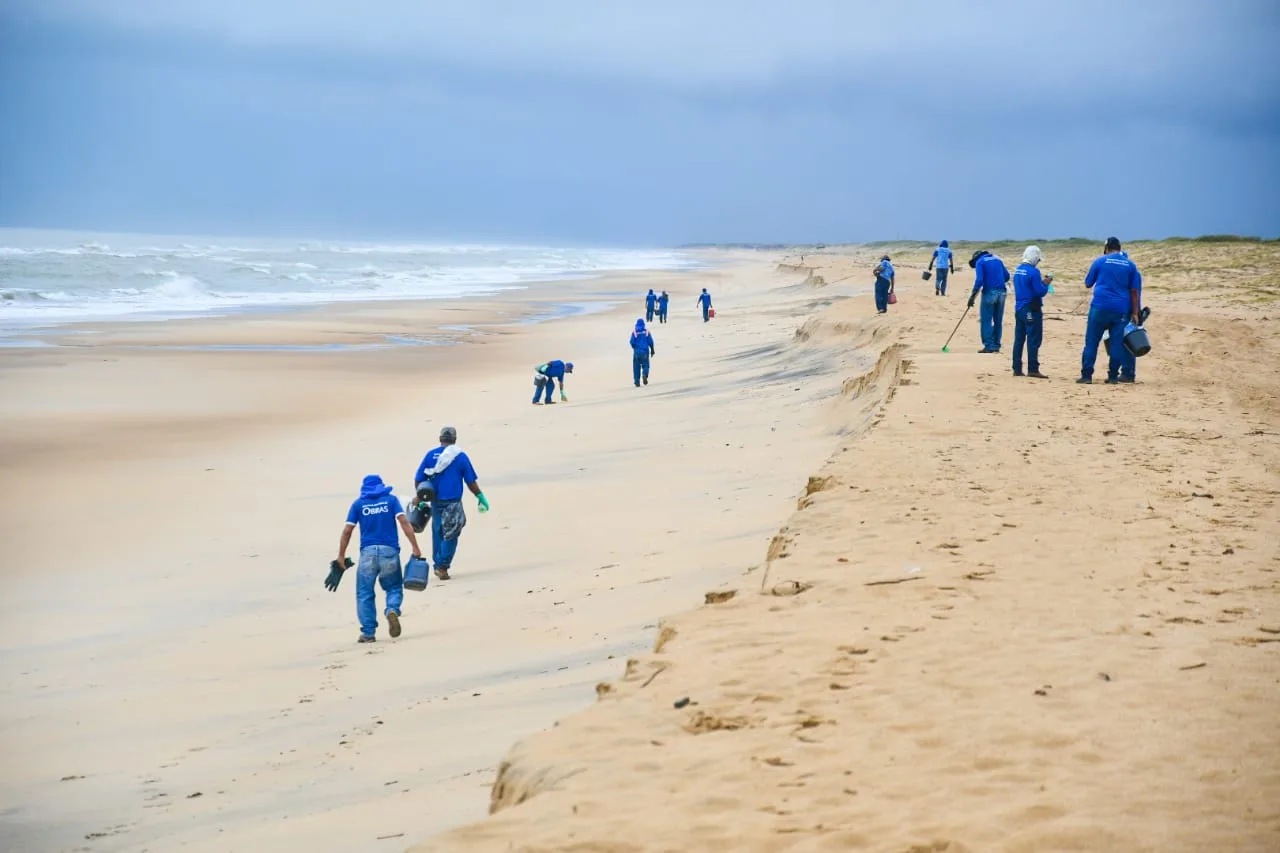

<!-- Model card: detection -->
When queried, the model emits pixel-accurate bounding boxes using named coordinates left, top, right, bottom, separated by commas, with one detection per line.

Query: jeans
left=935, top=268, right=949, bottom=295
left=979, top=289, right=1006, bottom=350
left=1104, top=332, right=1138, bottom=380
left=657, top=308, right=667, bottom=323
left=431, top=500, right=461, bottom=570
left=646, top=306, right=655, bottom=322
left=356, top=545, right=403, bottom=638
left=701, top=304, right=710, bottom=322
left=874, top=277, right=891, bottom=312
left=532, top=374, right=556, bottom=403
left=1081, top=308, right=1130, bottom=380
left=632, top=352, right=650, bottom=385
left=1012, top=309, right=1043, bottom=374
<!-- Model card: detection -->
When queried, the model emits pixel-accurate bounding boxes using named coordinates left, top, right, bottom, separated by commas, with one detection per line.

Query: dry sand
left=413, top=242, right=1280, bottom=853
left=0, top=262, right=863, bottom=851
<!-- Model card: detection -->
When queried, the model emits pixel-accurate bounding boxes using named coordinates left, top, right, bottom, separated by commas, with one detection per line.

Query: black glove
left=325, top=557, right=353, bottom=592
left=967, top=293, right=977, bottom=309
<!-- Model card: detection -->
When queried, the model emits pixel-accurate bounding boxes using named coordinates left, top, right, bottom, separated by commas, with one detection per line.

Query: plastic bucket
left=708, top=308, right=716, bottom=319
left=404, top=555, right=430, bottom=591
left=1123, top=324, right=1151, bottom=357
left=921, top=270, right=932, bottom=281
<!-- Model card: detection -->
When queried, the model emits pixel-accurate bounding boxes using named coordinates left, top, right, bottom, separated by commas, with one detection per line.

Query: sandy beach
left=2, top=241, right=1277, bottom=853
left=413, top=241, right=1280, bottom=853
left=0, top=259, right=863, bottom=851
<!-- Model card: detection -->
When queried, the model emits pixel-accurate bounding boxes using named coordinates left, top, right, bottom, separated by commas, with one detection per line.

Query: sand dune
left=414, top=242, right=1280, bottom=852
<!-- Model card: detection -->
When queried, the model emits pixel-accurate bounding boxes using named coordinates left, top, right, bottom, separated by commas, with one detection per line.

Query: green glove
left=476, top=492, right=490, bottom=513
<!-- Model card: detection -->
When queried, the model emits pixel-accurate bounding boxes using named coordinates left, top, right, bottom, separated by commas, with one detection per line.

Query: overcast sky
left=2, top=1, right=1277, bottom=245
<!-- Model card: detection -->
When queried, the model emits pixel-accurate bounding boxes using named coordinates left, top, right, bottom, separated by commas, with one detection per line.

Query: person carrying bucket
left=697, top=288, right=713, bottom=322
left=873, top=255, right=895, bottom=313
left=412, top=426, right=488, bottom=580
left=630, top=318, right=656, bottom=387
left=645, top=289, right=657, bottom=323
left=1078, top=237, right=1144, bottom=384
left=1011, top=245, right=1050, bottom=378
left=928, top=240, right=955, bottom=296
left=532, top=359, right=573, bottom=404
left=329, top=474, right=424, bottom=643
left=967, top=249, right=1010, bottom=353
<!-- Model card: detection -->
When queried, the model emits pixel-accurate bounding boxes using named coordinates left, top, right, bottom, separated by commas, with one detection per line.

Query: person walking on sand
left=1079, top=237, right=1143, bottom=385
left=413, top=427, right=488, bottom=580
left=1011, top=245, right=1050, bottom=378
left=873, top=254, right=895, bottom=314
left=331, top=474, right=424, bottom=643
left=645, top=288, right=657, bottom=323
left=630, top=318, right=656, bottom=387
left=657, top=290, right=670, bottom=323
left=928, top=240, right=955, bottom=296
left=967, top=249, right=1011, bottom=353
left=696, top=288, right=713, bottom=322
left=532, top=359, right=573, bottom=404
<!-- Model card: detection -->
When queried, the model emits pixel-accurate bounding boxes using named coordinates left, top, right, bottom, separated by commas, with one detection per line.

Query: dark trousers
left=874, top=277, right=891, bottom=312
left=1012, top=309, right=1043, bottom=374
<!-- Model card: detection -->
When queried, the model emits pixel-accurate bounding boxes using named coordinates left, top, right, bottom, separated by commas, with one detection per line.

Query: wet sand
left=0, top=261, right=867, bottom=851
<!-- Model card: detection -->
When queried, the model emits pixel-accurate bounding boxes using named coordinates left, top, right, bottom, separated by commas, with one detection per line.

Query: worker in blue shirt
left=928, top=240, right=955, bottom=296
left=630, top=318, right=656, bottom=387
left=332, top=474, right=424, bottom=643
left=697, top=288, right=713, bottom=322
left=532, top=359, right=574, bottom=404
left=657, top=290, right=670, bottom=323
left=1103, top=252, right=1144, bottom=382
left=873, top=255, right=895, bottom=313
left=645, top=289, right=657, bottom=323
left=967, top=250, right=1011, bottom=353
left=1079, top=237, right=1144, bottom=384
left=412, top=426, right=488, bottom=580
left=1011, top=245, right=1051, bottom=379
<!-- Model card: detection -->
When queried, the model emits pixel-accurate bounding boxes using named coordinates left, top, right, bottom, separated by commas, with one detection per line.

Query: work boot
left=1076, top=377, right=1092, bottom=384
left=1118, top=376, right=1135, bottom=384
left=1028, top=371, right=1048, bottom=379
left=387, top=611, right=401, bottom=639
left=1104, top=378, right=1120, bottom=384
left=358, top=635, right=376, bottom=644
left=1013, top=370, right=1024, bottom=377
left=434, top=567, right=451, bottom=581
left=643, top=376, right=648, bottom=385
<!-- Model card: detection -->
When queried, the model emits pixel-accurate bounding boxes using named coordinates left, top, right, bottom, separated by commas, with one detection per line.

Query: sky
left=1, top=1, right=1278, bottom=246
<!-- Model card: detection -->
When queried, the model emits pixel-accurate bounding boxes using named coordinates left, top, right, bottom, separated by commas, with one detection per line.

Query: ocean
left=0, top=229, right=700, bottom=334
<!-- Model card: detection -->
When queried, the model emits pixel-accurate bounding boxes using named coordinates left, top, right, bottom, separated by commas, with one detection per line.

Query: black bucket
left=921, top=270, right=932, bottom=281
left=1123, top=325, right=1151, bottom=357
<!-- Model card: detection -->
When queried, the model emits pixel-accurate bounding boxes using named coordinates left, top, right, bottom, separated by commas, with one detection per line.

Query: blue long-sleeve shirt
left=1084, top=252, right=1141, bottom=314
left=875, top=260, right=895, bottom=282
left=657, top=293, right=669, bottom=310
left=697, top=292, right=712, bottom=308
left=645, top=291, right=657, bottom=309
left=972, top=254, right=1010, bottom=293
left=539, top=360, right=567, bottom=380
left=630, top=330, right=655, bottom=356
left=1012, top=263, right=1049, bottom=312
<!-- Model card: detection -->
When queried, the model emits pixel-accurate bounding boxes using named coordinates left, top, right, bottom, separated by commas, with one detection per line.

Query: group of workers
left=327, top=285, right=717, bottom=641
left=327, top=425, right=489, bottom=642
left=876, top=237, right=1146, bottom=383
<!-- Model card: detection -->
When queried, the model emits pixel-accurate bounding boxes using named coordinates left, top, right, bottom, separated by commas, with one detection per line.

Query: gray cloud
left=17, top=0, right=1280, bottom=103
